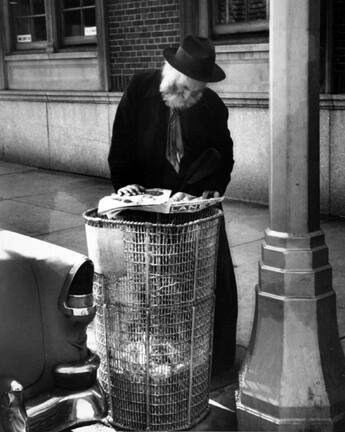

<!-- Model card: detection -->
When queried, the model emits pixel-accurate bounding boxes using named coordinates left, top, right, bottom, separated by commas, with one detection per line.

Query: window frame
left=59, top=0, right=97, bottom=47
left=212, top=0, right=269, bottom=36
left=5, top=0, right=97, bottom=52
left=0, top=0, right=110, bottom=91
left=10, top=0, right=48, bottom=50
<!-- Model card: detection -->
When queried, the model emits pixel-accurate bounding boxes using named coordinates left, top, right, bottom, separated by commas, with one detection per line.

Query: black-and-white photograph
left=0, top=1, right=345, bottom=431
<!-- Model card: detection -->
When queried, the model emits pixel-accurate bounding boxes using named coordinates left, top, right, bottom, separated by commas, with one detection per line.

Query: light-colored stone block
left=226, top=107, right=269, bottom=204
left=320, top=109, right=330, bottom=214
left=224, top=106, right=331, bottom=213
left=48, top=102, right=110, bottom=177
left=0, top=100, right=49, bottom=166
left=211, top=44, right=269, bottom=94
left=330, top=110, right=345, bottom=216
left=108, top=101, right=118, bottom=145
left=6, top=52, right=102, bottom=91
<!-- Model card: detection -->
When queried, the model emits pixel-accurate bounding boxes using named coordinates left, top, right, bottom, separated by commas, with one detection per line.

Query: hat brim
left=163, top=47, right=226, bottom=83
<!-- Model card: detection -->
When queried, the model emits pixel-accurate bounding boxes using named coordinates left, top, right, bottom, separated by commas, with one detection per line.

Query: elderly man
left=108, top=35, right=237, bottom=378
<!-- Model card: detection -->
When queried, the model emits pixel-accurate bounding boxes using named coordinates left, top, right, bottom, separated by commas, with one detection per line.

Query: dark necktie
left=166, top=108, right=184, bottom=173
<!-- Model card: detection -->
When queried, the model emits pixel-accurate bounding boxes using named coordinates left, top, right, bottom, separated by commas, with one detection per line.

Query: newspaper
left=98, top=188, right=172, bottom=217
left=98, top=188, right=223, bottom=218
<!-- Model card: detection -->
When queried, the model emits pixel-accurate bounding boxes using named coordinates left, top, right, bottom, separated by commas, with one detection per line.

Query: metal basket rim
left=83, top=207, right=223, bottom=229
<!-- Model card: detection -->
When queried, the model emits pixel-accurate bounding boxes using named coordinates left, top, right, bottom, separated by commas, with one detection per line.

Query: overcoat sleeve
left=108, top=76, right=141, bottom=192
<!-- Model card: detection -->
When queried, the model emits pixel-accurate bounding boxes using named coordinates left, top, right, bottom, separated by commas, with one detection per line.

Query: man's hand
left=202, top=190, right=220, bottom=199
left=171, top=192, right=196, bottom=202
left=117, top=184, right=145, bottom=196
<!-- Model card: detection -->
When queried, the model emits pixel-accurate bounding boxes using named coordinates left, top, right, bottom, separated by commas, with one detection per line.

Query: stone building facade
left=0, top=0, right=344, bottom=215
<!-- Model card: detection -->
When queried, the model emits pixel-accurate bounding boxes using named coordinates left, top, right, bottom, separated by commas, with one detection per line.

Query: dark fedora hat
left=163, top=35, right=226, bottom=83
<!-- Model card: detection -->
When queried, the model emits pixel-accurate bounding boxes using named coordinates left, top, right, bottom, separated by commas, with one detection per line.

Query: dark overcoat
left=108, top=70, right=238, bottom=374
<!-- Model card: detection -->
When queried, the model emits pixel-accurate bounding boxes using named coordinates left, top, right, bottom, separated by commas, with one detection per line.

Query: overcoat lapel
left=139, top=87, right=169, bottom=184
left=145, top=98, right=168, bottom=164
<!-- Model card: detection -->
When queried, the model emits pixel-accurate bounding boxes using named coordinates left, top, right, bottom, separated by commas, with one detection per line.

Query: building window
left=61, top=0, right=97, bottom=45
left=1, top=0, right=109, bottom=91
left=7, top=0, right=97, bottom=51
left=10, top=0, right=47, bottom=49
left=213, top=0, right=269, bottom=35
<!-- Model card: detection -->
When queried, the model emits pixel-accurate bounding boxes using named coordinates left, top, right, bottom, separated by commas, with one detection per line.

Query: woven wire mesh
left=84, top=207, right=221, bottom=431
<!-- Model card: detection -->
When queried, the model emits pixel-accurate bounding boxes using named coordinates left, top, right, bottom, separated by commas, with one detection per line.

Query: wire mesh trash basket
left=83, top=207, right=222, bottom=431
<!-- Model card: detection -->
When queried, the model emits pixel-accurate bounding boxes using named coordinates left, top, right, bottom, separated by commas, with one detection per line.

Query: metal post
left=236, top=0, right=345, bottom=430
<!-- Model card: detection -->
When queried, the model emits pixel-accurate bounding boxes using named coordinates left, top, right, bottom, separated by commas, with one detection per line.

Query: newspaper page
left=98, top=188, right=224, bottom=217
left=138, top=195, right=224, bottom=214
left=98, top=188, right=172, bottom=217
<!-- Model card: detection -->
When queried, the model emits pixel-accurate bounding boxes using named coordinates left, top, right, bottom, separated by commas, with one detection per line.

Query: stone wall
left=1, top=90, right=345, bottom=217
left=334, top=0, right=345, bottom=92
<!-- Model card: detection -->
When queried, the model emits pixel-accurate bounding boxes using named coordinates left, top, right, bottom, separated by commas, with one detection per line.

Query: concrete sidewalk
left=1, top=160, right=344, bottom=431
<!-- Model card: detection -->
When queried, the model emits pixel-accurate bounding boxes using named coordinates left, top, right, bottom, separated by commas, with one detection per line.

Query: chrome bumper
left=0, top=352, right=108, bottom=432
left=26, top=382, right=107, bottom=432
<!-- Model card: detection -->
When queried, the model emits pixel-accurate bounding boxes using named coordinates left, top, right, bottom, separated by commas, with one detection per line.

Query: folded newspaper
left=98, top=188, right=223, bottom=217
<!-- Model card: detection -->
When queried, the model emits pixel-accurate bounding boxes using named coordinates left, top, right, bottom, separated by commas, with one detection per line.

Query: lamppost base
left=236, top=399, right=345, bottom=432
left=236, top=229, right=345, bottom=431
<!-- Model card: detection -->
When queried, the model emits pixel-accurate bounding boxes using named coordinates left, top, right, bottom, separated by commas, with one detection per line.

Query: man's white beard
left=160, top=87, right=203, bottom=109
left=159, top=62, right=205, bottom=110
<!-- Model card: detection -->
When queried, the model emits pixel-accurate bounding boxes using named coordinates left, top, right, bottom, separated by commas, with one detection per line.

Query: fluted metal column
left=236, top=0, right=345, bottom=430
